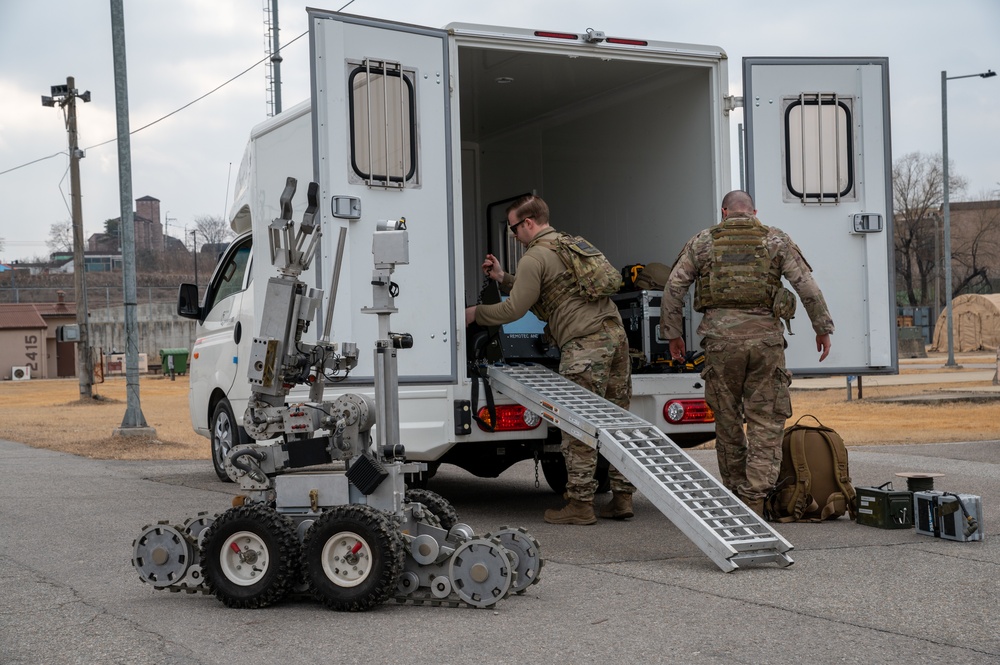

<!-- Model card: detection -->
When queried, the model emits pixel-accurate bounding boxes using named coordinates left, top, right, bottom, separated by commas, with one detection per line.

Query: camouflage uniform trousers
left=700, top=336, right=792, bottom=502
left=558, top=318, right=637, bottom=502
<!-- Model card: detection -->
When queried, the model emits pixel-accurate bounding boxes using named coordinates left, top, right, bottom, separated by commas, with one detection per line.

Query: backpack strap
left=823, top=428, right=858, bottom=520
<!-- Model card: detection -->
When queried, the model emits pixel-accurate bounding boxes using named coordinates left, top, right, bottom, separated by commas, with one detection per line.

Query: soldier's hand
left=669, top=337, right=686, bottom=361
left=816, top=333, right=832, bottom=362
left=482, top=254, right=505, bottom=282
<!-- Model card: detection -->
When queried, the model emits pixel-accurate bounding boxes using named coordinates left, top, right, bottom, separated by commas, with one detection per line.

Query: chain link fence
left=0, top=285, right=181, bottom=306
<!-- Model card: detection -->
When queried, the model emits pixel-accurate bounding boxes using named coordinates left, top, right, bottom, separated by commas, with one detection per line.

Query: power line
left=0, top=152, right=65, bottom=177
left=0, top=29, right=308, bottom=176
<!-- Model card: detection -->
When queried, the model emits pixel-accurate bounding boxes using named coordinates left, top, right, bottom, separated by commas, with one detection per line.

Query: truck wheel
left=211, top=399, right=246, bottom=482
left=302, top=504, right=405, bottom=612
left=406, top=488, right=459, bottom=531
left=200, top=504, right=300, bottom=609
left=540, top=453, right=611, bottom=495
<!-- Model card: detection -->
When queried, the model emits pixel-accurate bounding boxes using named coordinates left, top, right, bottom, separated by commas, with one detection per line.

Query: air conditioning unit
left=11, top=366, right=31, bottom=381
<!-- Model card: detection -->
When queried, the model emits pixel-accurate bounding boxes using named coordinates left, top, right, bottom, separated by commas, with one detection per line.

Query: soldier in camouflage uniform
left=659, top=191, right=834, bottom=516
left=465, top=195, right=637, bottom=525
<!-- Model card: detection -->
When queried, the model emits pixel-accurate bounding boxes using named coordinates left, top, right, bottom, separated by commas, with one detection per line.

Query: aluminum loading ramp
left=486, top=363, right=794, bottom=572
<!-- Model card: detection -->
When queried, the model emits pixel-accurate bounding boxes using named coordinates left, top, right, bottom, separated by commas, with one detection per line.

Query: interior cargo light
left=606, top=37, right=649, bottom=46
left=476, top=405, right=542, bottom=431
left=534, top=31, right=578, bottom=40
left=663, top=399, right=714, bottom=425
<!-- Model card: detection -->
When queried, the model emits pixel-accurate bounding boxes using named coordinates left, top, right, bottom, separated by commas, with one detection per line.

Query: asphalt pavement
left=1, top=436, right=998, bottom=664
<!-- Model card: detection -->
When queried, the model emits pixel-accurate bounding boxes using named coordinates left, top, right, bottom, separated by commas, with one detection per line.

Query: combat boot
left=598, top=492, right=634, bottom=520
left=544, top=499, right=597, bottom=525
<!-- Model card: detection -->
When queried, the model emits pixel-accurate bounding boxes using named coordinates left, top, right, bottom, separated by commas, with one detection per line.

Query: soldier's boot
left=598, top=492, right=634, bottom=520
left=544, top=499, right=597, bottom=525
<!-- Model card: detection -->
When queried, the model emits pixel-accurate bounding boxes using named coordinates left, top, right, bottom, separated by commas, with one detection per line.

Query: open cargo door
left=744, top=57, right=895, bottom=375
left=309, top=10, right=456, bottom=383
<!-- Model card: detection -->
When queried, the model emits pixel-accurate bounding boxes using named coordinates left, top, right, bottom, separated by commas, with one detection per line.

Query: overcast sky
left=1, top=0, right=998, bottom=262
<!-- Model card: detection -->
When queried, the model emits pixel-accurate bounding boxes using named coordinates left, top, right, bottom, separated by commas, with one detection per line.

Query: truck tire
left=200, top=504, right=300, bottom=609
left=211, top=399, right=247, bottom=482
left=540, top=453, right=611, bottom=495
left=301, top=504, right=405, bottom=612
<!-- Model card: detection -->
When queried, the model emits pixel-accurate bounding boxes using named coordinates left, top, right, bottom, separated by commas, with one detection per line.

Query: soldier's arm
left=659, top=243, right=698, bottom=340
left=476, top=254, right=543, bottom=326
left=779, top=236, right=835, bottom=336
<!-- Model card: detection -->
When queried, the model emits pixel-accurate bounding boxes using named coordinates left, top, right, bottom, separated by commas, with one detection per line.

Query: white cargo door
left=309, top=10, right=456, bottom=383
left=744, top=57, right=895, bottom=375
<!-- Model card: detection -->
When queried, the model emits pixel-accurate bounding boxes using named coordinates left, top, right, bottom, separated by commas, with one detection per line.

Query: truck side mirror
left=177, top=283, right=202, bottom=320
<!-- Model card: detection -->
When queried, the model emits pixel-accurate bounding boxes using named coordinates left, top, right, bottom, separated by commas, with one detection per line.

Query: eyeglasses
left=508, top=218, right=528, bottom=234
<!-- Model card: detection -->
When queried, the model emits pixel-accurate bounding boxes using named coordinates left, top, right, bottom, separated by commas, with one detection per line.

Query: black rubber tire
left=540, top=452, right=611, bottom=495
left=301, top=504, right=405, bottom=612
left=200, top=504, right=300, bottom=609
left=210, top=399, right=246, bottom=482
left=406, top=488, right=459, bottom=531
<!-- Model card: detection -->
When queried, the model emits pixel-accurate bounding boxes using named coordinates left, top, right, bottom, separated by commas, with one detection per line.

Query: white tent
left=931, top=293, right=1000, bottom=352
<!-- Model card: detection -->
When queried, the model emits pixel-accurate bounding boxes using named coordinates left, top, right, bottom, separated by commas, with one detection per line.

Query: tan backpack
left=766, top=415, right=858, bottom=523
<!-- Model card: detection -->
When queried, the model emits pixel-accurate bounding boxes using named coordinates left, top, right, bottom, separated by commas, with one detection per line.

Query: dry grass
left=0, top=375, right=209, bottom=461
left=787, top=383, right=998, bottom=446
left=0, top=353, right=996, bottom=462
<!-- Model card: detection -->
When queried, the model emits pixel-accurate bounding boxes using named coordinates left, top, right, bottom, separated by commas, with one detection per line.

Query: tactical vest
left=694, top=217, right=781, bottom=312
left=530, top=233, right=621, bottom=321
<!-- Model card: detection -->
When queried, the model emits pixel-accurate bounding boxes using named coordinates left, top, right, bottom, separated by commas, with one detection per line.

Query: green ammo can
left=159, top=348, right=190, bottom=375
left=855, top=482, right=913, bottom=529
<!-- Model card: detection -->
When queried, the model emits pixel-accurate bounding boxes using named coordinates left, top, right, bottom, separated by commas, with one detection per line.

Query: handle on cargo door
left=234, top=321, right=242, bottom=344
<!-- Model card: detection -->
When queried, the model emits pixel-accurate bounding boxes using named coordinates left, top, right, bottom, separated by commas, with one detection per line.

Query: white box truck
left=179, top=10, right=895, bottom=488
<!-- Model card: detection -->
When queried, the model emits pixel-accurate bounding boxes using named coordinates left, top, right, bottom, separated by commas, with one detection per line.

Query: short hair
left=722, top=190, right=755, bottom=214
left=506, top=194, right=550, bottom=225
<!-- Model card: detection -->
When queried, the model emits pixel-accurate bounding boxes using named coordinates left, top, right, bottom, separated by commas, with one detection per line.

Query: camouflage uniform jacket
left=475, top=226, right=622, bottom=349
left=660, top=215, right=835, bottom=342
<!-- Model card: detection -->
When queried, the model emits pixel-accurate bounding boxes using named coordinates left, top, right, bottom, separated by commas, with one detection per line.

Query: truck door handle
left=234, top=321, right=242, bottom=344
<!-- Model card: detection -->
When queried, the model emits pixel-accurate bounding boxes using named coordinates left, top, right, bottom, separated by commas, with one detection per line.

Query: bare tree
left=892, top=152, right=967, bottom=306
left=950, top=195, right=1000, bottom=295
left=193, top=215, right=233, bottom=247
left=46, top=221, right=74, bottom=255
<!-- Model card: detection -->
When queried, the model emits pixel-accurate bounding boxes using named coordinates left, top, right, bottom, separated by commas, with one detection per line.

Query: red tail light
left=534, top=31, right=578, bottom=40
left=663, top=399, right=714, bottom=425
left=476, top=405, right=542, bottom=431
left=606, top=37, right=648, bottom=46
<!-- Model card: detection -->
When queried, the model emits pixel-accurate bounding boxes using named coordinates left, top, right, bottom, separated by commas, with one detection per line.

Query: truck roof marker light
left=606, top=37, right=648, bottom=46
left=476, top=405, right=542, bottom=432
left=534, top=31, right=578, bottom=41
left=663, top=399, right=714, bottom=425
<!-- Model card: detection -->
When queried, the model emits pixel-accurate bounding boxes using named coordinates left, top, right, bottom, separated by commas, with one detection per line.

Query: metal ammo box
left=612, top=290, right=670, bottom=368
left=855, top=482, right=913, bottom=529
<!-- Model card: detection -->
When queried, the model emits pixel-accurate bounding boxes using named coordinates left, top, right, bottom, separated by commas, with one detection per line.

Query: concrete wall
left=88, top=303, right=197, bottom=363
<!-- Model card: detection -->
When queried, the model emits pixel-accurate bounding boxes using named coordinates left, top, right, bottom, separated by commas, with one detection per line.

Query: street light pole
left=941, top=68, right=996, bottom=368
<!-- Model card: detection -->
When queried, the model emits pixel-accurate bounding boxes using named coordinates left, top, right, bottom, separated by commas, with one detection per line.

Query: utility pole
left=191, top=229, right=198, bottom=290
left=42, top=77, right=93, bottom=400
left=110, top=0, right=154, bottom=436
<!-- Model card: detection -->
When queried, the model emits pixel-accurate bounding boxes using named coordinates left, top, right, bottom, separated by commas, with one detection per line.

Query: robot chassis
left=132, top=179, right=543, bottom=610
